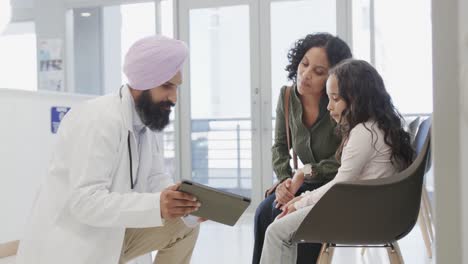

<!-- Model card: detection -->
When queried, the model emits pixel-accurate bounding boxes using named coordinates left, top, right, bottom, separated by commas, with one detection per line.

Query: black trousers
left=252, top=182, right=323, bottom=264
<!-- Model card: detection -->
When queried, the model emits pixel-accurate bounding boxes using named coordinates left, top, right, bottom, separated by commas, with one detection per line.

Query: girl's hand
left=280, top=196, right=302, bottom=211
left=275, top=204, right=297, bottom=220
left=276, top=201, right=298, bottom=220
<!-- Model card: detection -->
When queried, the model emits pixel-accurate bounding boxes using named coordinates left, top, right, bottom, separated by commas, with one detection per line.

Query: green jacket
left=272, top=85, right=341, bottom=183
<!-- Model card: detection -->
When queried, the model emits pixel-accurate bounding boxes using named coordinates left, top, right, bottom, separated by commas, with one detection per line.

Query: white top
left=294, top=121, right=401, bottom=210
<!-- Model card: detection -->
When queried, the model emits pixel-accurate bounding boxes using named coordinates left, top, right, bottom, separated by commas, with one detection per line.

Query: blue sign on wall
left=51, top=106, right=71, bottom=134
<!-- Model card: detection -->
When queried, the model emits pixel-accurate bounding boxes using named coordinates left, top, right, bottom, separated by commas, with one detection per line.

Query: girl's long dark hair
left=330, top=59, right=414, bottom=168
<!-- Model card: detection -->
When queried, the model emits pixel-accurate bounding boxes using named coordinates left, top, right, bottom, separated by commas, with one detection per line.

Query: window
left=352, top=0, right=371, bottom=62
left=0, top=22, right=37, bottom=91
left=188, top=5, right=252, bottom=196
left=160, top=0, right=174, bottom=37
left=375, top=0, right=432, bottom=114
left=352, top=0, right=433, bottom=114
left=119, top=2, right=157, bottom=85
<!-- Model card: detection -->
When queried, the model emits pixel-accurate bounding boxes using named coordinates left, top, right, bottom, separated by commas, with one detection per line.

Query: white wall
left=0, top=89, right=92, bottom=243
left=432, top=0, right=468, bottom=262
left=459, top=0, right=468, bottom=261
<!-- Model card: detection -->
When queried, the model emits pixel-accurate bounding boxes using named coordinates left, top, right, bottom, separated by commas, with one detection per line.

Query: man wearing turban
left=17, top=36, right=200, bottom=264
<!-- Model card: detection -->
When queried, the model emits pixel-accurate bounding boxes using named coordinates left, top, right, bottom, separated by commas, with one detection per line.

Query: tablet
left=177, top=180, right=251, bottom=226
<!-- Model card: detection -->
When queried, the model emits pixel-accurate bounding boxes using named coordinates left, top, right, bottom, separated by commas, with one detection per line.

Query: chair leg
left=422, top=188, right=434, bottom=242
left=418, top=207, right=433, bottom=258
left=386, top=242, right=404, bottom=264
left=316, top=243, right=334, bottom=264
left=328, top=246, right=335, bottom=263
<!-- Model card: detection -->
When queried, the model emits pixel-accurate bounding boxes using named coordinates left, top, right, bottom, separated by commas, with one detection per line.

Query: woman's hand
left=290, top=170, right=305, bottom=195
left=274, top=179, right=294, bottom=208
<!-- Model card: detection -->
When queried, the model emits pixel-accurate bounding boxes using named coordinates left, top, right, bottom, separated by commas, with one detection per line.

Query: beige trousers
left=119, top=219, right=199, bottom=264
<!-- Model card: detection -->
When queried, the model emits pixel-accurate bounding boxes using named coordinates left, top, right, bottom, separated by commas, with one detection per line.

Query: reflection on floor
left=0, top=212, right=433, bottom=264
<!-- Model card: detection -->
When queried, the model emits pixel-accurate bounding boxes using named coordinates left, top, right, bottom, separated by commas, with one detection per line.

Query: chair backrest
left=406, top=116, right=421, bottom=143
left=414, top=117, right=432, bottom=155
left=292, top=124, right=431, bottom=245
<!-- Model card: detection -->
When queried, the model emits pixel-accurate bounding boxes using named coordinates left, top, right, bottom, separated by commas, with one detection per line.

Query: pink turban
left=123, top=35, right=188, bottom=90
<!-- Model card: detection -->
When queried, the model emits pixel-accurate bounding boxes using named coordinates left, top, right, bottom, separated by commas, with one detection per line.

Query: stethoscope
left=120, top=86, right=134, bottom=190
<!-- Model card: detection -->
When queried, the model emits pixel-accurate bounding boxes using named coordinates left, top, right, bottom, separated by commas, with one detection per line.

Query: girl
left=259, top=59, right=414, bottom=264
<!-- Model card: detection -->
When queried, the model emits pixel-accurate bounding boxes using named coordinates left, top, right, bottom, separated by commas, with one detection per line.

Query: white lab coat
left=16, top=86, right=174, bottom=264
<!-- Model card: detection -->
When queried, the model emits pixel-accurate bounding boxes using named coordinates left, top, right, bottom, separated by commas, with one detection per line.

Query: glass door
left=259, top=0, right=349, bottom=192
left=178, top=0, right=262, bottom=206
left=178, top=0, right=352, bottom=206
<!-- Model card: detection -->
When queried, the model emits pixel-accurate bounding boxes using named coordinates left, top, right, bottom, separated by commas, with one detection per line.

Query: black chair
left=291, top=125, right=431, bottom=264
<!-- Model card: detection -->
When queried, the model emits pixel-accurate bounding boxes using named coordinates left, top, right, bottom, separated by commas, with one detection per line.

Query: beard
left=135, top=90, right=174, bottom=132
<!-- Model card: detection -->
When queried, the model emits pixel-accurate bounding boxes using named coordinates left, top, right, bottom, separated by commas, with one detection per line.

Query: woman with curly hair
left=252, top=33, right=352, bottom=264
left=259, top=59, right=414, bottom=264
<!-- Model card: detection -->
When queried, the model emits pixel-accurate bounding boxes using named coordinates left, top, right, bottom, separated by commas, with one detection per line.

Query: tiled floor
left=0, top=212, right=433, bottom=264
